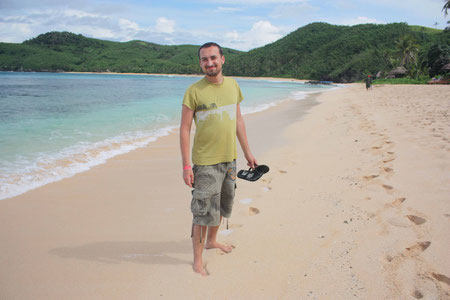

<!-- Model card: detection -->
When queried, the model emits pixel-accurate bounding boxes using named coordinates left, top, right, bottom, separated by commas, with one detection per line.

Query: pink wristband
left=183, top=165, right=192, bottom=170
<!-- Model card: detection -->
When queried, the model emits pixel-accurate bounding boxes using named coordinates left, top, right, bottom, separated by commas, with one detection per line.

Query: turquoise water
left=0, top=72, right=334, bottom=200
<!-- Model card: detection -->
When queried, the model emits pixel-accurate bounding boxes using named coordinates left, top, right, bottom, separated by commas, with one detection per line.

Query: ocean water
left=0, top=72, right=334, bottom=200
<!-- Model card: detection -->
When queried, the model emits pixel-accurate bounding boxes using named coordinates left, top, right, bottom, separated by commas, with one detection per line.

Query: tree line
left=0, top=23, right=448, bottom=83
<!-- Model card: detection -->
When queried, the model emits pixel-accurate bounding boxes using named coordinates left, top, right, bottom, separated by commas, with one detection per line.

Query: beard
left=204, top=64, right=221, bottom=76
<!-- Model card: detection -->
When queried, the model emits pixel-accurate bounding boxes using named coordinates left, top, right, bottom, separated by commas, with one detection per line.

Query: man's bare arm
left=236, top=103, right=257, bottom=168
left=180, top=104, right=195, bottom=187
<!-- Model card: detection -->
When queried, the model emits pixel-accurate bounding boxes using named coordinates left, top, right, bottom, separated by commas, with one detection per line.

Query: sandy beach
left=1, top=84, right=449, bottom=299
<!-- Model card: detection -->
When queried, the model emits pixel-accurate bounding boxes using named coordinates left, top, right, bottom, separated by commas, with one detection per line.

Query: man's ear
left=222, top=55, right=225, bottom=64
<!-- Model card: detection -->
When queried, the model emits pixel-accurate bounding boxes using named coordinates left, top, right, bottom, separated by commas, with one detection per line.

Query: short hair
left=198, top=42, right=223, bottom=59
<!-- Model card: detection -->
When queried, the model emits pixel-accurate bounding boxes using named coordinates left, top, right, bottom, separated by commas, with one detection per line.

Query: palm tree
left=443, top=0, right=450, bottom=16
left=395, top=36, right=419, bottom=67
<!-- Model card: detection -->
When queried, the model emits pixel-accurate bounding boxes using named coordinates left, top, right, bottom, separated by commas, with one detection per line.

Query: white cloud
left=0, top=22, right=33, bottom=42
left=73, top=26, right=116, bottom=39
left=119, top=18, right=140, bottom=31
left=223, top=20, right=284, bottom=51
left=155, top=17, right=176, bottom=34
left=63, top=9, right=99, bottom=19
left=0, top=9, right=179, bottom=44
left=341, top=16, right=386, bottom=26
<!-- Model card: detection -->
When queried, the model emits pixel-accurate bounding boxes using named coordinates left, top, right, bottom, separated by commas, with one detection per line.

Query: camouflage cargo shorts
left=191, top=161, right=236, bottom=227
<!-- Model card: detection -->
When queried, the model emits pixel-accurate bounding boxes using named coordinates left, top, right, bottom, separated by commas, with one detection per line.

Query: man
left=365, top=74, right=372, bottom=90
left=179, top=42, right=257, bottom=276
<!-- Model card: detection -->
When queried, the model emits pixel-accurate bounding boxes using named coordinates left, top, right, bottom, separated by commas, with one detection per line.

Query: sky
left=0, top=0, right=448, bottom=51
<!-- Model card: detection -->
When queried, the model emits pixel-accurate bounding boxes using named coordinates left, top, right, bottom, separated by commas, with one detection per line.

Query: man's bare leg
left=192, top=224, right=208, bottom=276
left=205, top=217, right=233, bottom=253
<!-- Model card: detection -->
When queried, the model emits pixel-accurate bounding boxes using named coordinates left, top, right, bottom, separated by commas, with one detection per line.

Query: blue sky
left=0, top=0, right=448, bottom=51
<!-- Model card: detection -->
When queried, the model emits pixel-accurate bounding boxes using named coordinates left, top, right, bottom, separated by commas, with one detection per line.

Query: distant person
left=179, top=42, right=257, bottom=276
left=365, top=75, right=372, bottom=90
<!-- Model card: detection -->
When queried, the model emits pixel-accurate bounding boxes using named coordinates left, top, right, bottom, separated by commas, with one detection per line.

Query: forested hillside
left=225, top=22, right=448, bottom=82
left=0, top=22, right=448, bottom=82
left=0, top=31, right=242, bottom=74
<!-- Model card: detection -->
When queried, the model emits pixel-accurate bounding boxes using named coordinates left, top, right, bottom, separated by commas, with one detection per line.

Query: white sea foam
left=240, top=90, right=322, bottom=115
left=0, top=126, right=176, bottom=200
left=289, top=90, right=320, bottom=101
left=240, top=102, right=278, bottom=115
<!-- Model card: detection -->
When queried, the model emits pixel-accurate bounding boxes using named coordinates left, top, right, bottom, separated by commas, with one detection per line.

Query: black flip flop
left=237, top=165, right=270, bottom=182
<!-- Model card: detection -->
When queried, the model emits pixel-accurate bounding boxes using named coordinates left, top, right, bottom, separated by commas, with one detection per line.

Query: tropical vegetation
left=0, top=32, right=242, bottom=74
left=225, top=22, right=448, bottom=82
left=0, top=22, right=448, bottom=83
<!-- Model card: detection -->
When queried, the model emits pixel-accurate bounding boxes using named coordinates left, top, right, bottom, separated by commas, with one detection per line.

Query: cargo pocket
left=191, top=190, right=210, bottom=216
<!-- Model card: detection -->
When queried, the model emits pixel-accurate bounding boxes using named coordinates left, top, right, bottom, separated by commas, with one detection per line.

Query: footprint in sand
left=406, top=215, right=427, bottom=225
left=412, top=289, right=424, bottom=299
left=383, top=158, right=395, bottom=163
left=249, top=207, right=260, bottom=215
left=363, top=175, right=379, bottom=180
left=405, top=241, right=431, bottom=254
left=279, top=170, right=287, bottom=174
left=262, top=178, right=272, bottom=184
left=392, top=197, right=406, bottom=206
left=372, top=146, right=382, bottom=149
left=383, top=167, right=394, bottom=173
left=431, top=273, right=450, bottom=287
left=444, top=214, right=450, bottom=219
left=382, top=184, right=394, bottom=191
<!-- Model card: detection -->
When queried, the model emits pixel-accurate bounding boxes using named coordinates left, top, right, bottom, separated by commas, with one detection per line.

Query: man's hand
left=245, top=153, right=257, bottom=169
left=183, top=169, right=194, bottom=188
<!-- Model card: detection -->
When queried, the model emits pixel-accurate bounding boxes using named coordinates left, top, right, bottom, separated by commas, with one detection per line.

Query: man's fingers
left=183, top=170, right=194, bottom=188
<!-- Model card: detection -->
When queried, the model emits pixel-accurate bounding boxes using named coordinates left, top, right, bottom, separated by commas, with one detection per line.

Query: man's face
left=199, top=46, right=225, bottom=77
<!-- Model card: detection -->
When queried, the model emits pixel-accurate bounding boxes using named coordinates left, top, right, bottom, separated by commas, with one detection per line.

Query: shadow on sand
left=49, top=240, right=191, bottom=265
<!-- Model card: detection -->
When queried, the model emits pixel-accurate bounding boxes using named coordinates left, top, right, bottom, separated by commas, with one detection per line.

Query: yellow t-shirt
left=183, top=77, right=244, bottom=165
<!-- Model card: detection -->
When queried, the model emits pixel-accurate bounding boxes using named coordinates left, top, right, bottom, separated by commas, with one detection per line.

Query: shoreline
left=0, top=78, right=327, bottom=201
left=2, top=70, right=310, bottom=83
left=64, top=71, right=309, bottom=82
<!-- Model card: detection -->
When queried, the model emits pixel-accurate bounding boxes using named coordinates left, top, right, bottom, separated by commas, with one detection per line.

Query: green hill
left=225, top=22, right=447, bottom=82
left=0, top=23, right=448, bottom=82
left=0, top=31, right=242, bottom=74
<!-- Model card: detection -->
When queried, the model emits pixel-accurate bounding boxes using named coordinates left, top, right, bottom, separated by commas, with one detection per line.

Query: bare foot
left=205, top=241, right=233, bottom=253
left=193, top=262, right=208, bottom=276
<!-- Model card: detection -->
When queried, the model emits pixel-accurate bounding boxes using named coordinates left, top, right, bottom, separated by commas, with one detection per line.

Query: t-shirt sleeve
left=236, top=80, right=244, bottom=103
left=182, top=86, right=196, bottom=110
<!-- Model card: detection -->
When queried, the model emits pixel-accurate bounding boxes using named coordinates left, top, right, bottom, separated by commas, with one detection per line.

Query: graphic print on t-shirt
left=195, top=103, right=236, bottom=122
